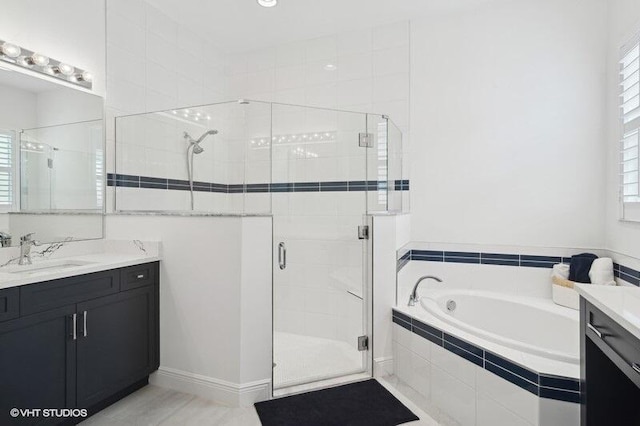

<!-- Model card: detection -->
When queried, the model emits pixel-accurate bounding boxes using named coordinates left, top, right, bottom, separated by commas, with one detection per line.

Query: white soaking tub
left=419, top=289, right=580, bottom=363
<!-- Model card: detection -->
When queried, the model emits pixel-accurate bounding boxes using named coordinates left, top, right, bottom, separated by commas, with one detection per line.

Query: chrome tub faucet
left=408, top=275, right=443, bottom=306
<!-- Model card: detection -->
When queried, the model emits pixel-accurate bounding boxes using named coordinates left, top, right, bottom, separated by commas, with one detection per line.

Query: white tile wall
left=392, top=323, right=580, bottom=425
left=106, top=0, right=230, bottom=213
left=109, top=11, right=408, bottom=215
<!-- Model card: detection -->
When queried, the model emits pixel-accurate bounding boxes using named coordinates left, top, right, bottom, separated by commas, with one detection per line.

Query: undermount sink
left=3, top=259, right=96, bottom=275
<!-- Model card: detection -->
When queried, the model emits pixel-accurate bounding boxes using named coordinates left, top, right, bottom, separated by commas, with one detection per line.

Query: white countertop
left=575, top=284, right=640, bottom=341
left=0, top=240, right=160, bottom=290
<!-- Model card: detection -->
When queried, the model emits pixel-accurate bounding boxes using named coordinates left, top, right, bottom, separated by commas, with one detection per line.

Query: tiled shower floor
left=273, top=332, right=363, bottom=389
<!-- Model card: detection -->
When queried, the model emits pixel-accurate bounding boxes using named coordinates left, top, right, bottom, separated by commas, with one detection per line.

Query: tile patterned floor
left=79, top=377, right=443, bottom=425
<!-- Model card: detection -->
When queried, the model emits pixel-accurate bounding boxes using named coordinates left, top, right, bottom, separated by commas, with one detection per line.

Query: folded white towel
left=552, top=263, right=570, bottom=279
left=589, top=258, right=615, bottom=285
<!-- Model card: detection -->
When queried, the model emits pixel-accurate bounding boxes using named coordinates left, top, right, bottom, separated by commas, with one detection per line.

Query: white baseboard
left=374, top=356, right=394, bottom=378
left=150, top=367, right=271, bottom=407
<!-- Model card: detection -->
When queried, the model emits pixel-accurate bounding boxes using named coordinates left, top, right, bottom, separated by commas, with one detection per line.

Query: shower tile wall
left=114, top=101, right=272, bottom=213
left=228, top=21, right=411, bottom=214
left=107, top=2, right=409, bottom=214
left=105, top=0, right=229, bottom=212
left=107, top=8, right=410, bottom=357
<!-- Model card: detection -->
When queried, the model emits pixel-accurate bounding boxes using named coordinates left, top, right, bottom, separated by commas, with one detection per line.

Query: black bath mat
left=254, top=379, right=419, bottom=426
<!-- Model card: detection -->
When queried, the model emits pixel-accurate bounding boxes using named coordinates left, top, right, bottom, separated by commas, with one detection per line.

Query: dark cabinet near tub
left=0, top=262, right=159, bottom=426
left=580, top=298, right=640, bottom=425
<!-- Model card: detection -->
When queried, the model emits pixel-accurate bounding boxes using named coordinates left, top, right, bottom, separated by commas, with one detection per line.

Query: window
left=620, top=34, right=640, bottom=220
left=0, top=131, right=14, bottom=209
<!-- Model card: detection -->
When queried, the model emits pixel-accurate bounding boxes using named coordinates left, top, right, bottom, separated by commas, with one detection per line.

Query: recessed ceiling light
left=324, top=64, right=337, bottom=71
left=257, top=0, right=277, bottom=7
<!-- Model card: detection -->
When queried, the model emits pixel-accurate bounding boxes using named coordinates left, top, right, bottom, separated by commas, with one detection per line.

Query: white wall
left=372, top=214, right=411, bottom=377
left=105, top=215, right=272, bottom=405
left=409, top=0, right=608, bottom=249
left=605, top=0, right=640, bottom=259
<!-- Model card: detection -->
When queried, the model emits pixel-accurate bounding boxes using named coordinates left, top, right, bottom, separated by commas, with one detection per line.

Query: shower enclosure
left=114, top=100, right=404, bottom=393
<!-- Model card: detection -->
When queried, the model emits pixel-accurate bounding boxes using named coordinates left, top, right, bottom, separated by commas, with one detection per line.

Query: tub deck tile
left=538, top=387, right=580, bottom=403
left=485, top=351, right=539, bottom=384
left=485, top=361, right=539, bottom=396
left=413, top=326, right=443, bottom=347
left=392, top=307, right=580, bottom=404
left=444, top=333, right=484, bottom=358
left=443, top=341, right=483, bottom=367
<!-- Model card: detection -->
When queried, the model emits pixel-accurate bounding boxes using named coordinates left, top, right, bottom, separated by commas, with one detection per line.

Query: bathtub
left=419, top=289, right=580, bottom=363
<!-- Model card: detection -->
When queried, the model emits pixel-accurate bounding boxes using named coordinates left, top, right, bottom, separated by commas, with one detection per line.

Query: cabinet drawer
left=20, top=269, right=120, bottom=316
left=586, top=302, right=640, bottom=387
left=0, top=288, right=18, bottom=323
left=120, top=263, right=157, bottom=291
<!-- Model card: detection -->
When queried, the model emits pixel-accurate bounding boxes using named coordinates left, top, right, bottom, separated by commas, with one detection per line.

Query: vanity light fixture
left=0, top=39, right=93, bottom=89
left=257, top=0, right=278, bottom=7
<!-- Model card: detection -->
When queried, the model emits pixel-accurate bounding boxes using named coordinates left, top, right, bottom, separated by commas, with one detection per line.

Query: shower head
left=194, top=129, right=218, bottom=144
left=184, top=129, right=218, bottom=154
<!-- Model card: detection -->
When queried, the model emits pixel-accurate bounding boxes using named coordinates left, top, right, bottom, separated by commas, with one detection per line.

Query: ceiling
left=146, top=0, right=504, bottom=53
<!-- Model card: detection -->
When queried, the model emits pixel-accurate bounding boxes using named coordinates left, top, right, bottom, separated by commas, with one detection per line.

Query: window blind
left=0, top=132, right=13, bottom=207
left=621, top=36, right=640, bottom=203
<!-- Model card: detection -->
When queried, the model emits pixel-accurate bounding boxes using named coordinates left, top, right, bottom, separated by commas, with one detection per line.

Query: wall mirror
left=0, top=67, right=104, bottom=247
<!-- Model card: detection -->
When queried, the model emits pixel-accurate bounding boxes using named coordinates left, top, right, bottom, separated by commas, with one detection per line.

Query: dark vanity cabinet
left=0, top=262, right=159, bottom=425
left=580, top=298, right=640, bottom=425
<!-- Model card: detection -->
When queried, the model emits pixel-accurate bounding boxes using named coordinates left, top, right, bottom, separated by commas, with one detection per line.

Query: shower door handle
left=278, top=242, right=286, bottom=270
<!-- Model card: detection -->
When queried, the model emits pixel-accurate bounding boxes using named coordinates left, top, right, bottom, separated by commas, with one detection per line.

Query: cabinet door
left=0, top=305, right=76, bottom=425
left=76, top=286, right=156, bottom=408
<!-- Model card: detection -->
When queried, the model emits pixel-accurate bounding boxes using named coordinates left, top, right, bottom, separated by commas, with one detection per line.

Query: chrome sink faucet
left=408, top=275, right=443, bottom=306
left=19, top=233, right=39, bottom=265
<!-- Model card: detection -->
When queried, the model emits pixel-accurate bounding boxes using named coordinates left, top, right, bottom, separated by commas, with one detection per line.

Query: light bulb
left=16, top=56, right=33, bottom=68
left=257, top=0, right=277, bottom=7
left=67, top=74, right=78, bottom=83
left=57, top=63, right=75, bottom=76
left=43, top=65, right=55, bottom=75
left=31, top=53, right=49, bottom=67
left=79, top=71, right=93, bottom=82
left=1, top=43, right=21, bottom=58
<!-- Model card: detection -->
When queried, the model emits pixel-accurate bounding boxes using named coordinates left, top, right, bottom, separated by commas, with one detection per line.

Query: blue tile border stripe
left=396, top=249, right=640, bottom=287
left=392, top=309, right=580, bottom=404
left=108, top=173, right=410, bottom=194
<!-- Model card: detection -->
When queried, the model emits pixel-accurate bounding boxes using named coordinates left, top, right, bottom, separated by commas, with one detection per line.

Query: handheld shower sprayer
left=183, top=129, right=218, bottom=209
left=184, top=129, right=218, bottom=154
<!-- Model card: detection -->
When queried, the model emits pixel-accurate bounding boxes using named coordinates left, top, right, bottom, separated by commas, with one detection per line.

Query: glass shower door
left=271, top=104, right=370, bottom=391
